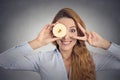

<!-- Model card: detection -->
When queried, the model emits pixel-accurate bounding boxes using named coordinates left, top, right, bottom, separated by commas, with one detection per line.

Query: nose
left=63, top=31, right=70, bottom=40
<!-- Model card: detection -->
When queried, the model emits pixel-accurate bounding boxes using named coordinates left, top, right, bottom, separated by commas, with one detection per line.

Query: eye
left=70, top=29, right=76, bottom=33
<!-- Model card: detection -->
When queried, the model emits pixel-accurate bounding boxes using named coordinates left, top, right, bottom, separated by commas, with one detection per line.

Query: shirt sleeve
left=108, top=42, right=120, bottom=59
left=92, top=42, right=120, bottom=71
left=0, top=42, right=38, bottom=72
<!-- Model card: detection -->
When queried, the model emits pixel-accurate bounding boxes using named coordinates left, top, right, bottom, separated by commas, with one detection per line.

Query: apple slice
left=53, top=23, right=66, bottom=38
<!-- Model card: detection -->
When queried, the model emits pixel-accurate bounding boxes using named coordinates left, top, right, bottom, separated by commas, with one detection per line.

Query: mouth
left=61, top=40, right=72, bottom=45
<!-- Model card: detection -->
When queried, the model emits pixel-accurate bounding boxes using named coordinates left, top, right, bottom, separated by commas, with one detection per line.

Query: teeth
left=62, top=41, right=71, bottom=45
left=53, top=23, right=66, bottom=38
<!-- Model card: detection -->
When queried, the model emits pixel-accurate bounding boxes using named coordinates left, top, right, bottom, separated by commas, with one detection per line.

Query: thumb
left=49, top=37, right=61, bottom=42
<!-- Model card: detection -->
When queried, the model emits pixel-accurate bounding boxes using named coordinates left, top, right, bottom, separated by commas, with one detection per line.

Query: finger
left=90, top=31, right=98, bottom=40
left=92, top=31, right=100, bottom=38
left=49, top=22, right=63, bottom=32
left=77, top=23, right=86, bottom=34
left=39, top=25, right=49, bottom=35
left=87, top=32, right=92, bottom=43
left=87, top=31, right=96, bottom=46
left=85, top=31, right=89, bottom=39
left=88, top=31, right=94, bottom=39
left=47, top=24, right=54, bottom=30
left=44, top=24, right=50, bottom=29
left=72, top=36, right=87, bottom=41
left=49, top=37, right=61, bottom=42
left=41, top=23, right=54, bottom=31
left=55, top=22, right=60, bottom=24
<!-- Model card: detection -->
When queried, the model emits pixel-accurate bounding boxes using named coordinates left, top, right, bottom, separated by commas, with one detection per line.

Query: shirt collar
left=54, top=48, right=62, bottom=59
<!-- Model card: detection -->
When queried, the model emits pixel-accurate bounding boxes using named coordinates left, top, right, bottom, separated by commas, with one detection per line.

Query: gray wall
left=0, top=0, right=120, bottom=80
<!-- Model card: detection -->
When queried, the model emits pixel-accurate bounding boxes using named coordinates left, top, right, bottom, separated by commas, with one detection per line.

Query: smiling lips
left=61, top=41, right=72, bottom=45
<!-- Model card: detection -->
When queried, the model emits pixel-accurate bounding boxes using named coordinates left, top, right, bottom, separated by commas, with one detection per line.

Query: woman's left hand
left=72, top=23, right=111, bottom=50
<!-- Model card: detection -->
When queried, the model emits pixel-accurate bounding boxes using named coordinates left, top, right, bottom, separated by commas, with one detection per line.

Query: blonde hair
left=52, top=8, right=96, bottom=80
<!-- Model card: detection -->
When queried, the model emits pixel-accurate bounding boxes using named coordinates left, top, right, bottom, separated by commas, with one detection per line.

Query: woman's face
left=56, top=17, right=77, bottom=52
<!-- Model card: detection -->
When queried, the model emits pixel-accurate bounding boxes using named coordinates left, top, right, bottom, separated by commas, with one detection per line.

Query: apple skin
left=53, top=23, right=67, bottom=38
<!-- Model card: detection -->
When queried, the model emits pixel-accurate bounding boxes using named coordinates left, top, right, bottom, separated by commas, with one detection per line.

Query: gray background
left=0, top=0, right=120, bottom=80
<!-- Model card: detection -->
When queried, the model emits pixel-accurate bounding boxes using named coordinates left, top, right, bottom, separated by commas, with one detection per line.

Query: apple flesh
left=53, top=23, right=66, bottom=38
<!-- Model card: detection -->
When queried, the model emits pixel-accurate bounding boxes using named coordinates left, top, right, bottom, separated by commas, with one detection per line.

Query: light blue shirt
left=0, top=42, right=120, bottom=80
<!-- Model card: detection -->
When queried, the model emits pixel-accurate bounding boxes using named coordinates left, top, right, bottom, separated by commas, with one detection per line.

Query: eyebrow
left=69, top=26, right=76, bottom=28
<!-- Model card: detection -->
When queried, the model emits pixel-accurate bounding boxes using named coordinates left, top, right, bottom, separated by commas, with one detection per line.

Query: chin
left=60, top=46, right=74, bottom=51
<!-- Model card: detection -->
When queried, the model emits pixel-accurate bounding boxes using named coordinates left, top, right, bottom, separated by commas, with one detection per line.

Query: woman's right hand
left=29, top=24, right=60, bottom=50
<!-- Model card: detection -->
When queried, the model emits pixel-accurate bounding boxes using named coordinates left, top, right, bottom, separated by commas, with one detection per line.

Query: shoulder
left=37, top=48, right=60, bottom=61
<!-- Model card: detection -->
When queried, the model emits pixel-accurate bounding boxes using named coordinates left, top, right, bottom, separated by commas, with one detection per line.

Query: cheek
left=73, top=39, right=77, bottom=44
left=70, top=32, right=77, bottom=36
left=71, top=37, right=77, bottom=45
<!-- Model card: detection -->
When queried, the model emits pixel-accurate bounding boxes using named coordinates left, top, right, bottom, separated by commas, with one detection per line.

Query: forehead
left=57, top=17, right=76, bottom=28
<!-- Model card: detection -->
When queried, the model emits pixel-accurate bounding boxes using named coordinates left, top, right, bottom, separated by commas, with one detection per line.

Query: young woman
left=0, top=8, right=120, bottom=80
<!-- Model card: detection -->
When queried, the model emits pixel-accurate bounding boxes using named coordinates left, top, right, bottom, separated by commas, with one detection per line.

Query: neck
left=59, top=49, right=72, bottom=60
